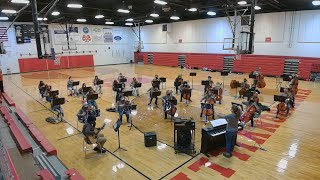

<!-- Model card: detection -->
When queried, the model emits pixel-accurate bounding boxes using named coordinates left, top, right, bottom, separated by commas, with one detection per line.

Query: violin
left=256, top=75, right=266, bottom=88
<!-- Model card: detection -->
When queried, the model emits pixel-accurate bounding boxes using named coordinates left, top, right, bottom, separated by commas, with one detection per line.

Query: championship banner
left=92, top=26, right=104, bottom=44
left=103, top=28, right=113, bottom=43
left=81, top=26, right=92, bottom=44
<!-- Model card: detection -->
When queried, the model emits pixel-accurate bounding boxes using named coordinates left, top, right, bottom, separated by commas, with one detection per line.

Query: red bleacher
left=15, top=108, right=33, bottom=128
left=0, top=106, right=12, bottom=124
left=3, top=144, right=20, bottom=180
left=2, top=93, right=15, bottom=106
left=37, top=169, right=55, bottom=180
left=186, top=53, right=224, bottom=71
left=65, top=168, right=85, bottom=180
left=153, top=53, right=178, bottom=67
left=28, top=125, right=57, bottom=156
left=8, top=121, right=32, bottom=154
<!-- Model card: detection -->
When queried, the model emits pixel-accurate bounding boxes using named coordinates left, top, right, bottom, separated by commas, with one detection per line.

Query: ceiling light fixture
left=154, top=0, right=167, bottom=5
left=188, top=8, right=197, bottom=12
left=105, top=21, right=114, bottom=25
left=95, top=14, right=104, bottom=19
left=125, top=22, right=133, bottom=26
left=254, top=6, right=261, bottom=10
left=51, top=11, right=60, bottom=16
left=312, top=0, right=320, bottom=5
left=37, top=17, right=47, bottom=21
left=11, top=0, right=29, bottom=4
left=117, top=9, right=130, bottom=13
left=150, top=13, right=159, bottom=17
left=145, top=19, right=153, bottom=23
left=207, top=11, right=216, bottom=16
left=1, top=9, right=17, bottom=14
left=67, top=4, right=82, bottom=8
left=170, top=16, right=180, bottom=20
left=126, top=18, right=133, bottom=21
left=0, top=17, right=9, bottom=20
left=238, top=1, right=247, bottom=5
left=77, top=18, right=86, bottom=22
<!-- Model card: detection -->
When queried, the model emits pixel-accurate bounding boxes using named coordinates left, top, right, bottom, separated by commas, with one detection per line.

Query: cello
left=239, top=82, right=250, bottom=98
left=256, top=75, right=266, bottom=88
left=230, top=80, right=238, bottom=89
left=240, top=103, right=257, bottom=123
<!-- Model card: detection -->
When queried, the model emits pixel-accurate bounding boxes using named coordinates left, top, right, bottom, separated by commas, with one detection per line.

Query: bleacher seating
left=2, top=93, right=15, bottom=106
left=65, top=168, right=85, bottom=180
left=15, top=108, right=33, bottom=127
left=28, top=125, right=57, bottom=155
left=37, top=169, right=55, bottom=180
left=0, top=106, right=12, bottom=124
left=8, top=121, right=32, bottom=153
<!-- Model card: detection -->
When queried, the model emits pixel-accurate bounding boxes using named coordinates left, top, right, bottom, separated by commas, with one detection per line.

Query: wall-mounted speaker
left=162, top=24, right=171, bottom=32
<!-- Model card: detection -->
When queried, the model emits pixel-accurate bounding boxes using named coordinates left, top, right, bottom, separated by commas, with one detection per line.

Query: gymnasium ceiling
left=0, top=0, right=319, bottom=26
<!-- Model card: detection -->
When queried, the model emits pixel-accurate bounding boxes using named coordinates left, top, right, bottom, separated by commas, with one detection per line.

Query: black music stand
left=123, top=90, right=133, bottom=97
left=232, top=81, right=241, bottom=99
left=134, top=83, right=142, bottom=88
left=119, top=78, right=127, bottom=83
left=97, top=80, right=104, bottom=85
left=72, top=81, right=80, bottom=86
left=153, top=81, right=160, bottom=89
left=51, top=97, right=65, bottom=123
left=274, top=95, right=286, bottom=103
left=129, top=104, right=137, bottom=130
left=221, top=71, right=229, bottom=88
left=87, top=93, right=98, bottom=100
left=249, top=74, right=256, bottom=86
left=160, top=77, right=166, bottom=89
left=168, top=99, right=178, bottom=106
left=190, top=72, right=196, bottom=89
left=151, top=91, right=161, bottom=98
left=83, top=87, right=91, bottom=94
left=114, top=83, right=123, bottom=91
left=113, top=119, right=127, bottom=152
left=49, top=90, right=59, bottom=98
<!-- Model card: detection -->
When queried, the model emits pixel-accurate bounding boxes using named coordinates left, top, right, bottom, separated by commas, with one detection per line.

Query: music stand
left=87, top=93, right=98, bottom=100
left=232, top=81, right=241, bottom=99
left=249, top=74, right=256, bottom=79
left=134, top=83, right=142, bottom=88
left=72, top=81, right=80, bottom=86
left=190, top=72, right=196, bottom=89
left=97, top=80, right=104, bottom=85
left=274, top=95, right=286, bottom=103
left=129, top=104, right=138, bottom=130
left=49, top=90, right=59, bottom=98
left=119, top=78, right=127, bottom=83
left=221, top=71, right=229, bottom=88
left=151, top=91, right=161, bottom=98
left=51, top=98, right=65, bottom=122
left=114, top=83, right=122, bottom=91
left=168, top=99, right=177, bottom=105
left=123, top=90, right=133, bottom=97
left=160, top=77, right=166, bottom=89
left=83, top=87, right=91, bottom=94
left=113, top=119, right=127, bottom=152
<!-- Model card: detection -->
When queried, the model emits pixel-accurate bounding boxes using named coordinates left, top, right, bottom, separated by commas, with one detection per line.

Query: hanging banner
left=113, top=29, right=122, bottom=43
left=81, top=26, right=92, bottom=44
left=92, top=26, right=104, bottom=43
left=103, top=28, right=113, bottom=43
left=69, top=27, right=80, bottom=43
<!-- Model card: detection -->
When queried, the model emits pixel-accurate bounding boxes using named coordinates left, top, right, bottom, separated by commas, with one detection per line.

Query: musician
left=174, top=74, right=183, bottom=94
left=239, top=78, right=250, bottom=98
left=162, top=90, right=177, bottom=119
left=86, top=88, right=98, bottom=110
left=67, top=76, right=76, bottom=96
left=43, top=85, right=53, bottom=102
left=93, top=75, right=103, bottom=94
left=200, top=89, right=215, bottom=120
left=118, top=73, right=126, bottom=88
left=276, top=88, right=293, bottom=117
left=152, top=75, right=161, bottom=89
left=113, top=80, right=123, bottom=102
left=180, top=81, right=192, bottom=102
left=130, top=77, right=140, bottom=97
left=82, top=115, right=107, bottom=153
left=212, top=82, right=222, bottom=104
left=78, top=83, right=87, bottom=100
left=77, top=103, right=91, bottom=123
left=117, top=95, right=131, bottom=123
left=51, top=94, right=64, bottom=119
left=245, top=90, right=261, bottom=130
left=38, top=81, right=46, bottom=101
left=222, top=105, right=241, bottom=158
left=204, top=76, right=214, bottom=93
left=147, top=85, right=159, bottom=106
left=252, top=67, right=261, bottom=87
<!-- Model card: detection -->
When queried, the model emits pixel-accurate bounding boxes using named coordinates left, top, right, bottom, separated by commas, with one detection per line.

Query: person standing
left=0, top=69, right=3, bottom=92
left=223, top=105, right=241, bottom=158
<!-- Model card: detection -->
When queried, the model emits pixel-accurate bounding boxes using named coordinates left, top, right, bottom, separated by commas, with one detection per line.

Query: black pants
left=149, top=97, right=158, bottom=105
left=175, top=86, right=179, bottom=94
left=250, top=114, right=254, bottom=127
left=0, top=81, right=3, bottom=92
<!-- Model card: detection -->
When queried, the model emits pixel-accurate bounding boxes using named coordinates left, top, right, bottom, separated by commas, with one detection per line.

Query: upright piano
left=201, top=119, right=243, bottom=155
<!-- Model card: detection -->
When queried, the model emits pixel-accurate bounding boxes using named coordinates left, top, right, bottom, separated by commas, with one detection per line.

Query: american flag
left=0, top=27, right=9, bottom=42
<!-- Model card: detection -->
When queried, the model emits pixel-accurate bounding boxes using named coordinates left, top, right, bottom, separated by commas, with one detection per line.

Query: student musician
left=116, top=95, right=131, bottom=123
left=38, top=81, right=46, bottom=101
left=244, top=90, right=261, bottom=130
left=252, top=67, right=261, bottom=87
left=130, top=77, right=140, bottom=97
left=113, top=80, right=123, bottom=102
left=222, top=105, right=241, bottom=158
left=82, top=115, right=107, bottom=153
left=239, top=78, right=250, bottom=98
left=212, top=82, right=223, bottom=104
left=93, top=75, right=103, bottom=94
left=67, top=76, right=76, bottom=96
left=200, top=89, right=215, bottom=120
left=152, top=74, right=161, bottom=90
left=43, top=85, right=53, bottom=102
left=118, top=73, right=126, bottom=88
left=276, top=88, right=293, bottom=117
left=204, top=76, right=214, bottom=93
left=147, top=84, right=159, bottom=107
left=78, top=83, right=87, bottom=100
left=180, top=81, right=192, bottom=103
left=174, top=74, right=183, bottom=94
left=77, top=103, right=91, bottom=123
left=161, top=90, right=177, bottom=119
left=51, top=94, right=64, bottom=119
left=86, top=88, right=98, bottom=110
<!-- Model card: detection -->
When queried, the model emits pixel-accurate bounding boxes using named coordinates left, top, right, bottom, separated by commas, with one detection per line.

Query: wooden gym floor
left=3, top=64, right=320, bottom=180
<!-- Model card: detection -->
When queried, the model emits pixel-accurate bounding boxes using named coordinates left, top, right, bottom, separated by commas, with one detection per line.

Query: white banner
left=103, top=28, right=113, bottom=43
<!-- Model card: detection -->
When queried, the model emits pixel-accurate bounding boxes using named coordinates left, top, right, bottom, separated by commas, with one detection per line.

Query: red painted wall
left=18, top=55, right=94, bottom=73
left=134, top=52, right=320, bottom=80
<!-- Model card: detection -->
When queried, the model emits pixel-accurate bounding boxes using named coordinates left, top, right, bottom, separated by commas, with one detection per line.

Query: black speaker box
left=162, top=24, right=167, bottom=31
left=144, top=131, right=157, bottom=147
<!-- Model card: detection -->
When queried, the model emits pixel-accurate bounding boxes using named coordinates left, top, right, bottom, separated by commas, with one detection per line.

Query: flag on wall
left=0, top=27, right=9, bottom=42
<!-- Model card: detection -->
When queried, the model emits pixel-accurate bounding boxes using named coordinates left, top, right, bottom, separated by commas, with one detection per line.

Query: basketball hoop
left=54, top=53, right=61, bottom=65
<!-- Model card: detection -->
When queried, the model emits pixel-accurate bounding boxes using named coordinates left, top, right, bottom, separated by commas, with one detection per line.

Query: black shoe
left=100, top=148, right=106, bottom=153
left=223, top=152, right=231, bottom=158
left=93, top=147, right=100, bottom=152
left=148, top=103, right=151, bottom=106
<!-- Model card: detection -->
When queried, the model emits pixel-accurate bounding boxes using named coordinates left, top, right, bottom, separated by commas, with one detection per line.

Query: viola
left=256, top=75, right=266, bottom=88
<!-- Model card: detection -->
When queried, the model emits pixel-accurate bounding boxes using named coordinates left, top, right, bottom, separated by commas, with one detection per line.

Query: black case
left=144, top=131, right=157, bottom=147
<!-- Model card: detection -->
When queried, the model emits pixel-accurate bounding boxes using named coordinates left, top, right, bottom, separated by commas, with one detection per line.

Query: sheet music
left=210, top=118, right=227, bottom=127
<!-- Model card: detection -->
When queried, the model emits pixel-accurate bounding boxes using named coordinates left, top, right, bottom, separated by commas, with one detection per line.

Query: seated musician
left=200, top=89, right=215, bottom=120
left=152, top=74, right=161, bottom=89
left=77, top=103, right=91, bottom=123
left=252, top=67, right=261, bottom=87
left=130, top=77, right=140, bottom=97
left=239, top=78, right=250, bottom=98
left=86, top=88, right=98, bottom=110
left=162, top=90, right=177, bottom=119
left=113, top=80, right=123, bottom=102
left=276, top=88, right=293, bottom=117
left=67, top=76, right=76, bottom=96
left=38, top=81, right=46, bottom=101
left=222, top=105, right=242, bottom=158
left=212, top=82, right=222, bottom=104
left=93, top=75, right=103, bottom=94
left=244, top=90, right=261, bottom=130
left=147, top=84, right=159, bottom=107
left=78, top=83, right=87, bottom=100
left=82, top=115, right=107, bottom=153
left=43, top=85, right=53, bottom=102
left=204, top=76, right=214, bottom=93
left=180, top=81, right=192, bottom=102
left=117, top=95, right=131, bottom=123
left=117, top=73, right=126, bottom=88
left=174, top=74, right=183, bottom=94
left=51, top=94, right=64, bottom=119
